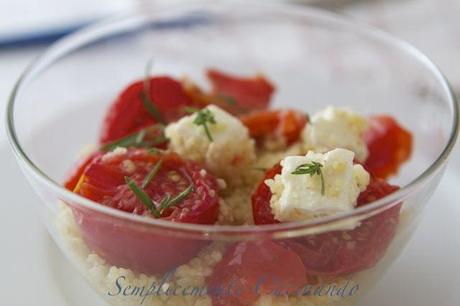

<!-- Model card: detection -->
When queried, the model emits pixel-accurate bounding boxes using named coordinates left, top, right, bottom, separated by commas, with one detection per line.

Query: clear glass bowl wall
left=7, top=2, right=458, bottom=306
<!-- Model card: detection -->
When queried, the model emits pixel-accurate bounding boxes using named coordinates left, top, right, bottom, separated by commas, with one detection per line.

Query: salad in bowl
left=6, top=2, right=458, bottom=306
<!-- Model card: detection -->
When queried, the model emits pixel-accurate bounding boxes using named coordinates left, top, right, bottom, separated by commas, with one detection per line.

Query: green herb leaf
left=125, top=176, right=160, bottom=217
left=291, top=161, right=326, bottom=195
left=140, top=92, right=164, bottom=123
left=143, top=133, right=169, bottom=147
left=147, top=147, right=167, bottom=155
left=125, top=175, right=194, bottom=218
left=157, top=193, right=172, bottom=212
left=184, top=106, right=201, bottom=114
left=100, top=124, right=168, bottom=152
left=193, top=109, right=216, bottom=141
left=218, top=94, right=237, bottom=106
left=167, top=185, right=194, bottom=207
left=141, top=59, right=165, bottom=124
left=141, top=158, right=164, bottom=189
left=135, top=129, right=146, bottom=145
left=157, top=185, right=193, bottom=214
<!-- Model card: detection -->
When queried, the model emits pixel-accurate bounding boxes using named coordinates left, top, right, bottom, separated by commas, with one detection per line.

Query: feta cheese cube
left=265, top=148, right=370, bottom=222
left=302, top=106, right=369, bottom=162
left=165, top=105, right=256, bottom=184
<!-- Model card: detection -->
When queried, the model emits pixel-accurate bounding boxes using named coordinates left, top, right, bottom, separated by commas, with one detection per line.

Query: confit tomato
left=100, top=76, right=193, bottom=143
left=364, top=115, right=412, bottom=179
left=251, top=164, right=401, bottom=277
left=71, top=148, right=220, bottom=274
left=64, top=151, right=102, bottom=191
left=251, top=164, right=282, bottom=225
left=183, top=69, right=275, bottom=115
left=65, top=124, right=167, bottom=191
left=207, top=240, right=307, bottom=306
left=206, top=69, right=274, bottom=114
left=241, top=110, right=308, bottom=146
left=286, top=180, right=400, bottom=276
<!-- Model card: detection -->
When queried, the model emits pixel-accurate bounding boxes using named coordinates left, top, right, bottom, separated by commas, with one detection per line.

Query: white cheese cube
left=302, top=106, right=368, bottom=162
left=165, top=105, right=256, bottom=184
left=265, top=148, right=370, bottom=222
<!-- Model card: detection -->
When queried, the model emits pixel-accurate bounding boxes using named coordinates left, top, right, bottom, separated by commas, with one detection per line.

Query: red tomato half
left=65, top=125, right=167, bottom=191
left=286, top=179, right=400, bottom=276
left=251, top=164, right=282, bottom=225
left=71, top=149, right=220, bottom=274
left=182, top=69, right=275, bottom=115
left=364, top=115, right=412, bottom=179
left=251, top=164, right=401, bottom=277
left=206, top=69, right=274, bottom=115
left=241, top=110, right=308, bottom=146
left=207, top=240, right=307, bottom=306
left=63, top=151, right=101, bottom=191
left=100, top=77, right=193, bottom=143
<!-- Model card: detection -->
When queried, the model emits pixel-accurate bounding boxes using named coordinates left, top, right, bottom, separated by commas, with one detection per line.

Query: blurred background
left=0, top=0, right=459, bottom=143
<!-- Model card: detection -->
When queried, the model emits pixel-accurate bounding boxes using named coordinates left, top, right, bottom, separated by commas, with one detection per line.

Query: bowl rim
left=5, top=0, right=459, bottom=239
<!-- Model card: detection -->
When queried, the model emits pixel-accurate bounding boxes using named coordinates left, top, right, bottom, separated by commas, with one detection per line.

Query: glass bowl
left=6, top=1, right=458, bottom=306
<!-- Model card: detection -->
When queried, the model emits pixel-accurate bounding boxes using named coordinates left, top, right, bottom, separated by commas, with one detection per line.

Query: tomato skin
left=183, top=69, right=275, bottom=115
left=71, top=149, right=220, bottom=274
left=207, top=240, right=307, bottom=306
left=72, top=208, right=210, bottom=274
left=206, top=69, right=274, bottom=113
left=64, top=151, right=102, bottom=191
left=251, top=164, right=282, bottom=225
left=241, top=110, right=308, bottom=145
left=206, top=69, right=274, bottom=114
left=252, top=164, right=401, bottom=277
left=286, top=180, right=400, bottom=276
left=364, top=115, right=412, bottom=179
left=100, top=76, right=193, bottom=143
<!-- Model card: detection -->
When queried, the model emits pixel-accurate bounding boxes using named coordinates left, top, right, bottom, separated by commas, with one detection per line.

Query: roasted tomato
left=100, top=76, right=193, bottom=143
left=241, top=110, right=308, bottom=146
left=251, top=163, right=282, bottom=225
left=182, top=69, right=275, bottom=115
left=206, top=69, right=274, bottom=114
left=364, top=115, right=412, bottom=179
left=64, top=151, right=102, bottom=191
left=252, top=164, right=401, bottom=277
left=71, top=148, right=220, bottom=274
left=207, top=240, right=307, bottom=306
left=65, top=125, right=167, bottom=191
left=286, top=180, right=400, bottom=276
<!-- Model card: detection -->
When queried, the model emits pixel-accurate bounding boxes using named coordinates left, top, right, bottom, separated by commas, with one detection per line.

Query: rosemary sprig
left=166, top=185, right=194, bottom=207
left=100, top=124, right=168, bottom=152
left=147, top=147, right=167, bottom=155
left=141, top=158, right=164, bottom=189
left=291, top=161, right=326, bottom=196
left=141, top=92, right=164, bottom=123
left=145, top=134, right=169, bottom=147
left=157, top=194, right=172, bottom=212
left=184, top=106, right=201, bottom=114
left=126, top=175, right=194, bottom=218
left=135, top=129, right=146, bottom=145
left=125, top=176, right=161, bottom=218
left=157, top=185, right=193, bottom=213
left=141, top=59, right=165, bottom=124
left=193, top=109, right=216, bottom=141
left=217, top=94, right=237, bottom=106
